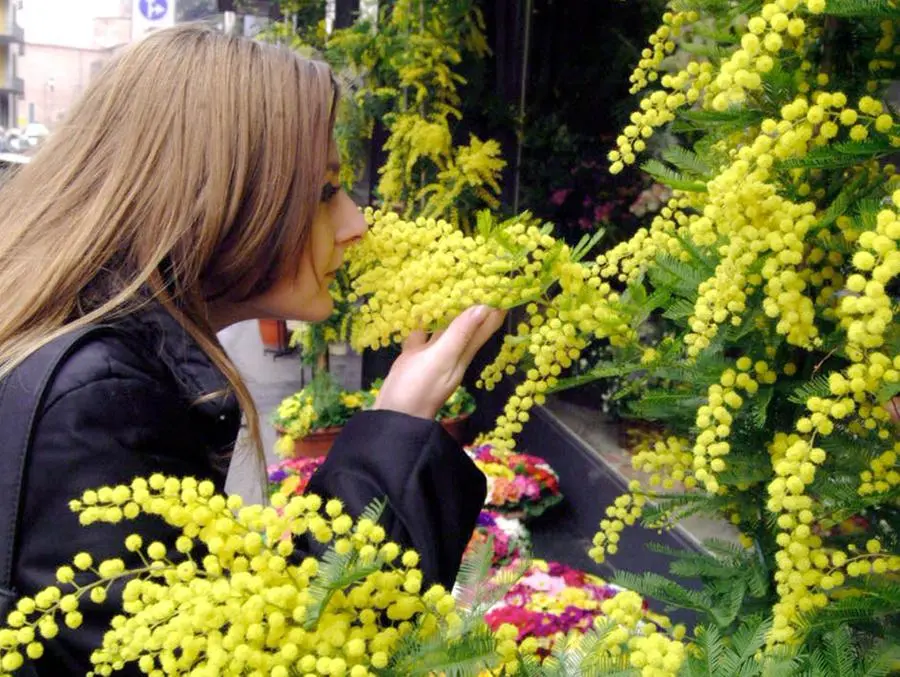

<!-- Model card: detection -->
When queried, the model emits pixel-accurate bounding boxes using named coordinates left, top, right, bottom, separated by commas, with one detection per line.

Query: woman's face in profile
left=248, top=145, right=367, bottom=323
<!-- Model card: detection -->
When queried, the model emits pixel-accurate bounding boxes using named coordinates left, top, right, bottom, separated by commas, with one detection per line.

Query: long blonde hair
left=0, top=24, right=337, bottom=468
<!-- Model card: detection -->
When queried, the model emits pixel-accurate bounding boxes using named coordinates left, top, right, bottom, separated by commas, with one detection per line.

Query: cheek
left=309, top=214, right=335, bottom=271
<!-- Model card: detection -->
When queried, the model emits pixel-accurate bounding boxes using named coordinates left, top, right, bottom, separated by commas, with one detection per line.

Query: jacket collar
left=118, top=303, right=240, bottom=422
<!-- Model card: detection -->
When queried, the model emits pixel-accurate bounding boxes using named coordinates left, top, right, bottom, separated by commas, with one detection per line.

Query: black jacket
left=7, top=306, right=486, bottom=675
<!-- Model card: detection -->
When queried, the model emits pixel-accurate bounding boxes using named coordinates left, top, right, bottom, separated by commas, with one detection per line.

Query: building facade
left=17, top=1, right=232, bottom=128
left=0, top=0, right=25, bottom=128
left=17, top=0, right=131, bottom=128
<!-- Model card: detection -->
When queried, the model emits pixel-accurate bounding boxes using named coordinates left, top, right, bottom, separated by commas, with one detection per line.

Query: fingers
left=459, top=308, right=506, bottom=367
left=432, top=305, right=498, bottom=366
left=402, top=329, right=428, bottom=352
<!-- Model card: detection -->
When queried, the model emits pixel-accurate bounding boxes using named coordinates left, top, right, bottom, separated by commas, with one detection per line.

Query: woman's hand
left=373, top=305, right=506, bottom=420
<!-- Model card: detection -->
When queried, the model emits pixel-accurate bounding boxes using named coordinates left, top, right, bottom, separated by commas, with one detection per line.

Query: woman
left=0, top=25, right=503, bottom=673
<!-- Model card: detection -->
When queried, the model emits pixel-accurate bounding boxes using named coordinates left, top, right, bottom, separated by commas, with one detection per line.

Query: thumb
left=432, top=305, right=491, bottom=362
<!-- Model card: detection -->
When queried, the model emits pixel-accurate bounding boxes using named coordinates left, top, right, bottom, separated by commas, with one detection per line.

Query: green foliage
left=778, top=139, right=898, bottom=169
left=303, top=500, right=387, bottom=628
left=798, top=579, right=900, bottom=636
left=660, top=146, right=715, bottom=179
left=642, top=160, right=710, bottom=192
left=822, top=0, right=900, bottom=19
left=266, top=0, right=503, bottom=227
left=380, top=624, right=499, bottom=677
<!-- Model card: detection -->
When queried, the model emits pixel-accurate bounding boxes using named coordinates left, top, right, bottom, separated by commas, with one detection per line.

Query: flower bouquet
left=463, top=510, right=531, bottom=569
left=266, top=456, right=325, bottom=499
left=0, top=476, right=471, bottom=676
left=484, top=560, right=658, bottom=657
left=465, top=444, right=562, bottom=519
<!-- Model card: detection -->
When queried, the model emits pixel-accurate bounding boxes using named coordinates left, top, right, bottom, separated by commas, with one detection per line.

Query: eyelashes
left=320, top=183, right=340, bottom=203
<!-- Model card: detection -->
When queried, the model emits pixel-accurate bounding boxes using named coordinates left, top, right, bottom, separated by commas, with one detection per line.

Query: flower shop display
left=5, top=0, right=900, bottom=673
left=266, top=456, right=325, bottom=499
left=483, top=560, right=674, bottom=658
left=272, top=373, right=477, bottom=459
left=343, top=0, right=900, bottom=670
left=463, top=511, right=531, bottom=569
left=270, top=371, right=373, bottom=458
left=466, top=444, right=562, bottom=519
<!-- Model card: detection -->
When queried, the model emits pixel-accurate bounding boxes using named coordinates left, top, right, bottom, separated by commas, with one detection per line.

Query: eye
left=320, top=183, right=340, bottom=203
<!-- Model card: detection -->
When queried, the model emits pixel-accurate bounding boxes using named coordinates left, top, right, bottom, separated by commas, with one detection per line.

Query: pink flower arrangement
left=464, top=510, right=531, bottom=567
left=267, top=456, right=325, bottom=499
left=484, top=560, right=639, bottom=655
left=466, top=444, right=562, bottom=518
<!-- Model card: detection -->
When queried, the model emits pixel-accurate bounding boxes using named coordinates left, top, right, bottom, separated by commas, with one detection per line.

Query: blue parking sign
left=138, top=0, right=169, bottom=21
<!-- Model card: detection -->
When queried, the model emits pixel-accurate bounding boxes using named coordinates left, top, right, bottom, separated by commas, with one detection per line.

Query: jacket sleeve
left=15, top=373, right=218, bottom=676
left=305, top=410, right=487, bottom=589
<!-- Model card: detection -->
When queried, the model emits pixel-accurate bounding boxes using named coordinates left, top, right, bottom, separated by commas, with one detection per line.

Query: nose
left=335, top=191, right=368, bottom=246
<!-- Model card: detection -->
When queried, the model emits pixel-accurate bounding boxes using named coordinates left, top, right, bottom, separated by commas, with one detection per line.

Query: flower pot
left=276, top=413, right=471, bottom=460
left=258, top=319, right=290, bottom=353
left=276, top=425, right=343, bottom=459
left=439, top=413, right=471, bottom=444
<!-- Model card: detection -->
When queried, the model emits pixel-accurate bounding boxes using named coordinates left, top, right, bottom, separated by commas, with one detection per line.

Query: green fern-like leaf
left=454, top=553, right=528, bottom=626
left=721, top=615, right=771, bottom=674
left=641, top=492, right=733, bottom=527
left=386, top=625, right=500, bottom=677
left=648, top=254, right=710, bottom=299
left=646, top=541, right=765, bottom=594
left=856, top=641, right=900, bottom=677
left=779, top=139, right=897, bottom=169
left=661, top=146, right=714, bottom=178
left=788, top=373, right=832, bottom=404
left=717, top=454, right=773, bottom=487
left=302, top=500, right=386, bottom=628
left=816, top=432, right=886, bottom=465
left=303, top=548, right=383, bottom=629
left=689, top=624, right=727, bottom=676
left=663, top=297, right=696, bottom=321
left=856, top=197, right=885, bottom=232
left=583, top=661, right=640, bottom=677
left=452, top=535, right=496, bottom=615
left=550, top=361, right=646, bottom=394
left=816, top=174, right=868, bottom=231
left=761, top=63, right=795, bottom=110
left=798, top=580, right=900, bottom=633
left=642, top=160, right=710, bottom=192
left=627, top=390, right=705, bottom=422
left=672, top=109, right=765, bottom=134
left=572, top=226, right=607, bottom=263
left=612, top=570, right=716, bottom=616
left=759, top=645, right=804, bottom=677
left=823, top=0, right=900, bottom=19
left=819, top=626, right=857, bottom=677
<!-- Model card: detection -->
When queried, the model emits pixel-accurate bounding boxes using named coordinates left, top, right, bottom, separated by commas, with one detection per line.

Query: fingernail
left=472, top=305, right=490, bottom=322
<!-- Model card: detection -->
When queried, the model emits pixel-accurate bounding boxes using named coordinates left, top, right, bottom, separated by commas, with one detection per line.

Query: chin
left=304, top=296, right=335, bottom=322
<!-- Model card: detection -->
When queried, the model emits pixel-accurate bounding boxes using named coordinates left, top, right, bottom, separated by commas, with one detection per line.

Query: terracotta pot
left=258, top=319, right=290, bottom=352
left=276, top=413, right=472, bottom=459
left=276, top=425, right=343, bottom=459
left=439, top=413, right=471, bottom=444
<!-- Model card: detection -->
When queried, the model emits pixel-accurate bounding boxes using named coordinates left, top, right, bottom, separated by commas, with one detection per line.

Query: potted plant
left=271, top=373, right=477, bottom=459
